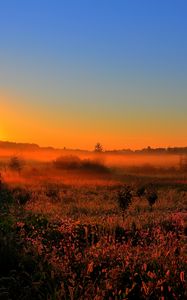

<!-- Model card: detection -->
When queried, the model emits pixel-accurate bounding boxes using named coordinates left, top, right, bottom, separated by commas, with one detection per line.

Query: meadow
left=0, top=151, right=186, bottom=299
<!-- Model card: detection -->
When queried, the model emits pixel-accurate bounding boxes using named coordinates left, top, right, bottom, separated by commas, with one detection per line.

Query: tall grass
left=0, top=166, right=186, bottom=299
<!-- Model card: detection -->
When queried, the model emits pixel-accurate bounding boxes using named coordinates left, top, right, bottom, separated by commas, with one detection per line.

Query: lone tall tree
left=94, top=143, right=103, bottom=153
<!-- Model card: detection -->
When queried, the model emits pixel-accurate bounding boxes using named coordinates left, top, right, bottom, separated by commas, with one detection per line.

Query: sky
left=0, top=0, right=187, bottom=150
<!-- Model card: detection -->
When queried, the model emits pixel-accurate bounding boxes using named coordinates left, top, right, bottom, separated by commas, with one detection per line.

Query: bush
left=136, top=185, right=146, bottom=198
left=53, top=155, right=109, bottom=173
left=53, top=155, right=81, bottom=169
left=146, top=191, right=158, bottom=207
left=12, top=187, right=32, bottom=205
left=117, top=185, right=132, bottom=218
left=81, top=159, right=109, bottom=173
left=9, top=157, right=24, bottom=173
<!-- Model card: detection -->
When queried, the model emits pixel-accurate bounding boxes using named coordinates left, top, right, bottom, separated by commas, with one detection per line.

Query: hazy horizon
left=0, top=138, right=187, bottom=152
left=1, top=1, right=187, bottom=149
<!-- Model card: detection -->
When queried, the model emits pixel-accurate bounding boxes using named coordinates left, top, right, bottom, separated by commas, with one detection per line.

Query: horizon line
left=0, top=140, right=187, bottom=153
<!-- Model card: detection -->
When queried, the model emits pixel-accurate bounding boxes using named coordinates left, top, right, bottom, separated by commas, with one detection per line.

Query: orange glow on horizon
left=1, top=89, right=186, bottom=151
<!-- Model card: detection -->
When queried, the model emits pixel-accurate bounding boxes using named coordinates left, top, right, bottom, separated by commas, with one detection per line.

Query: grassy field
left=0, top=156, right=186, bottom=299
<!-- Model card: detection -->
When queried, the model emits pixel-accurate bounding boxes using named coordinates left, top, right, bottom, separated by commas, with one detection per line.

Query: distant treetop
left=94, top=143, right=103, bottom=153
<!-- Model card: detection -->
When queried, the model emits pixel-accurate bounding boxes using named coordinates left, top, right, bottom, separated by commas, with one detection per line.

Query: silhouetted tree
left=94, top=143, right=103, bottom=153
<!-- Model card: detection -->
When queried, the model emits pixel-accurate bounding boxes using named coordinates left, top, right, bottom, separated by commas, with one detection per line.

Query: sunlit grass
left=0, top=158, right=186, bottom=299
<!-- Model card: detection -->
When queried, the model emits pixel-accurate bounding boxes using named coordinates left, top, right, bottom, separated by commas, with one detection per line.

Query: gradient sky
left=0, top=0, right=187, bottom=150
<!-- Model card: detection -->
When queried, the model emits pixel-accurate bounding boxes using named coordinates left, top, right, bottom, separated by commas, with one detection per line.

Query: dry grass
left=0, top=157, right=187, bottom=299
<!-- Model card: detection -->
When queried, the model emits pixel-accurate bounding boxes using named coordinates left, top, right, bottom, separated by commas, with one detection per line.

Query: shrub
left=9, top=157, right=24, bottom=173
left=81, top=159, right=109, bottom=173
left=12, top=187, right=31, bottom=205
left=146, top=191, right=158, bottom=207
left=115, top=225, right=127, bottom=243
left=53, top=155, right=81, bottom=169
left=136, top=185, right=146, bottom=198
left=117, top=185, right=132, bottom=220
left=53, top=155, right=109, bottom=173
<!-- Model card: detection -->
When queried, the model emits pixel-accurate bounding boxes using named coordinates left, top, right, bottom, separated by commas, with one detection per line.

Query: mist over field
left=0, top=142, right=182, bottom=166
left=0, top=141, right=186, bottom=188
left=0, top=141, right=187, bottom=299
left=1, top=0, right=187, bottom=299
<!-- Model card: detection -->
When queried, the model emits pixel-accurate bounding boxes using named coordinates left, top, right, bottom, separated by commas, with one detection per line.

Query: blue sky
left=1, top=0, right=187, bottom=149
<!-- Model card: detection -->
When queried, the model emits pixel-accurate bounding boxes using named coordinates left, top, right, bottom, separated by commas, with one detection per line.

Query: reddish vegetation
left=0, top=149, right=186, bottom=299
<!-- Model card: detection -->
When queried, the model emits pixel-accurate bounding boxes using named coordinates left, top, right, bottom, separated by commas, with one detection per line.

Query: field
left=0, top=152, right=187, bottom=299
